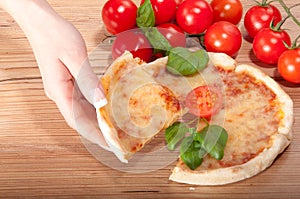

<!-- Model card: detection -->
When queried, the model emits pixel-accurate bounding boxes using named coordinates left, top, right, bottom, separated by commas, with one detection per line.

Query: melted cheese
left=180, top=70, right=280, bottom=170
left=101, top=53, right=280, bottom=164
left=103, top=59, right=181, bottom=154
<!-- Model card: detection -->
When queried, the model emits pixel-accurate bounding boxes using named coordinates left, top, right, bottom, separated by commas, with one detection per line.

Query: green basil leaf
left=136, top=0, right=155, bottom=28
left=180, top=136, right=206, bottom=170
left=208, top=142, right=225, bottom=160
left=179, top=136, right=194, bottom=157
left=188, top=127, right=197, bottom=135
left=194, top=125, right=228, bottom=160
left=144, top=27, right=172, bottom=52
left=167, top=47, right=209, bottom=76
left=193, top=131, right=205, bottom=144
left=180, top=136, right=202, bottom=170
left=165, top=122, right=189, bottom=150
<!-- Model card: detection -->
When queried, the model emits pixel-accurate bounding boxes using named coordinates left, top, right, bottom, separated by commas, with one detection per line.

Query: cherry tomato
left=204, top=21, right=242, bottom=57
left=185, top=85, right=223, bottom=118
left=176, top=0, right=213, bottom=34
left=278, top=48, right=300, bottom=84
left=112, top=30, right=153, bottom=62
left=157, top=23, right=186, bottom=48
left=244, top=4, right=282, bottom=39
left=253, top=28, right=291, bottom=65
left=174, top=0, right=185, bottom=6
left=141, top=0, right=177, bottom=25
left=102, top=0, right=137, bottom=35
left=210, top=0, right=243, bottom=25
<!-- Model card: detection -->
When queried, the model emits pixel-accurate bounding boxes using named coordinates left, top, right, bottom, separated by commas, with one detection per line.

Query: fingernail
left=93, top=87, right=107, bottom=109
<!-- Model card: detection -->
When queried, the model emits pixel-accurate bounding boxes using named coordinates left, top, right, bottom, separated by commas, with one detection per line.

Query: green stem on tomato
left=277, top=0, right=300, bottom=27
left=262, top=0, right=267, bottom=5
left=261, top=0, right=268, bottom=6
left=290, top=3, right=300, bottom=10
left=292, top=34, right=300, bottom=48
left=255, top=0, right=276, bottom=6
left=272, top=15, right=290, bottom=31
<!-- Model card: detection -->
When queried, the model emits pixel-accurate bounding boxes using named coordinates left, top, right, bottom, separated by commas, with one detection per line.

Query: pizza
left=96, top=51, right=293, bottom=185
left=97, top=52, right=182, bottom=163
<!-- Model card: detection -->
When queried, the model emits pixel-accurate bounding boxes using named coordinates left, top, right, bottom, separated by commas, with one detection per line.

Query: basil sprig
left=165, top=122, right=228, bottom=170
left=165, top=122, right=189, bottom=150
left=144, top=27, right=172, bottom=53
left=136, top=0, right=155, bottom=28
left=180, top=136, right=207, bottom=170
left=193, top=125, right=228, bottom=160
left=135, top=0, right=209, bottom=76
left=167, top=47, right=209, bottom=76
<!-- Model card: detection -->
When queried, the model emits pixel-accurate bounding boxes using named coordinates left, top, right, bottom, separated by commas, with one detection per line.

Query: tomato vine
left=276, top=0, right=300, bottom=48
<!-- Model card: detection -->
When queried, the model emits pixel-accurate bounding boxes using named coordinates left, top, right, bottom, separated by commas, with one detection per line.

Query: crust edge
left=169, top=133, right=290, bottom=185
left=169, top=55, right=293, bottom=185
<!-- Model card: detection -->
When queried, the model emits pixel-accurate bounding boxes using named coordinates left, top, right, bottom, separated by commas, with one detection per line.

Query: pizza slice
left=96, top=51, right=182, bottom=163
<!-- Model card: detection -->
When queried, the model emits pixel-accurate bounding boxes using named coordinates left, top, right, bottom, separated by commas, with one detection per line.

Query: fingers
left=54, top=82, right=110, bottom=150
left=53, top=81, right=76, bottom=129
left=54, top=28, right=107, bottom=109
left=75, top=59, right=107, bottom=108
left=40, top=59, right=110, bottom=150
left=73, top=84, right=110, bottom=150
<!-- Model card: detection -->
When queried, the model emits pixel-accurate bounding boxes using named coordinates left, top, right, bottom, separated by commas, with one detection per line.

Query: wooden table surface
left=0, top=0, right=299, bottom=198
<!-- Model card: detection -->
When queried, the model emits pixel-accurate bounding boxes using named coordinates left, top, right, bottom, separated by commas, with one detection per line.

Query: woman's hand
left=0, top=0, right=109, bottom=150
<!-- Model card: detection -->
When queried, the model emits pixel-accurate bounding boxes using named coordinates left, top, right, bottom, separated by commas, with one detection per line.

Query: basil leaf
left=180, top=136, right=207, bottom=170
left=144, top=27, right=172, bottom=52
left=193, top=131, right=205, bottom=144
left=165, top=122, right=188, bottom=150
left=136, top=0, right=155, bottom=28
left=167, top=47, right=209, bottom=76
left=194, top=125, right=228, bottom=160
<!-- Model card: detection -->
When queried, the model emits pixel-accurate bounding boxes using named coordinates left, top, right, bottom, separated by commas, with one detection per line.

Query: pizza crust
left=96, top=51, right=293, bottom=184
left=169, top=132, right=291, bottom=185
left=169, top=54, right=293, bottom=185
left=96, top=52, right=140, bottom=163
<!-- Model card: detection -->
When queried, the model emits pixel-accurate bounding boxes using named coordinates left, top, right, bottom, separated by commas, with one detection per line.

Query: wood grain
left=0, top=0, right=300, bottom=198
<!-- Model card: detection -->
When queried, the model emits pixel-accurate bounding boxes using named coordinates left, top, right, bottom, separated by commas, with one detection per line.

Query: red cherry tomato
left=102, top=0, right=137, bottom=35
left=210, top=0, right=243, bottom=25
left=141, top=0, right=177, bottom=25
left=278, top=48, right=300, bottom=84
left=253, top=28, right=291, bottom=65
left=112, top=30, right=153, bottom=62
left=157, top=23, right=186, bottom=48
left=244, top=4, right=282, bottom=39
left=174, top=0, right=185, bottom=6
left=185, top=85, right=223, bottom=118
left=204, top=21, right=242, bottom=57
left=176, top=0, right=213, bottom=34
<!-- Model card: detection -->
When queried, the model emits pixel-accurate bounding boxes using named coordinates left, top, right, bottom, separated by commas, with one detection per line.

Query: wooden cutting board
left=0, top=0, right=299, bottom=198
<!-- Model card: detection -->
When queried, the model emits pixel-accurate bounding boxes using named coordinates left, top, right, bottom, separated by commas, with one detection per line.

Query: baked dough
left=169, top=53, right=293, bottom=185
left=97, top=52, right=181, bottom=163
left=97, top=51, right=293, bottom=185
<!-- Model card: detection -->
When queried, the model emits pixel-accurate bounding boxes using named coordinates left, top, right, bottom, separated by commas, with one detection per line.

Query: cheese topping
left=101, top=53, right=281, bottom=165
left=102, top=58, right=181, bottom=154
left=179, top=70, right=280, bottom=170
